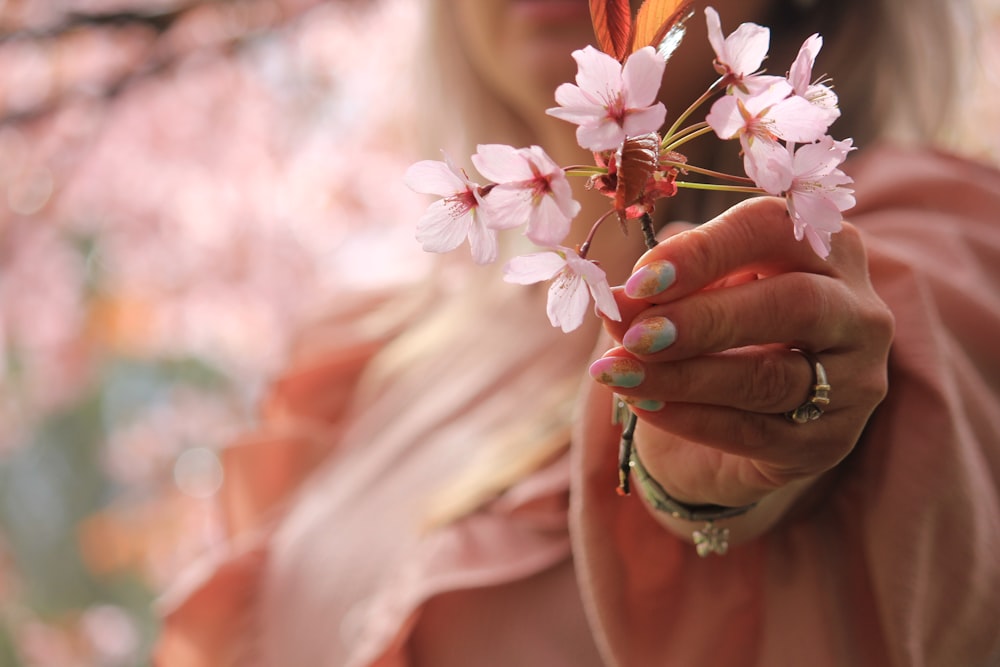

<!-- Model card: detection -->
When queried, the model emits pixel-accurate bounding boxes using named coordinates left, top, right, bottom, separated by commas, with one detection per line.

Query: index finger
left=623, top=196, right=839, bottom=304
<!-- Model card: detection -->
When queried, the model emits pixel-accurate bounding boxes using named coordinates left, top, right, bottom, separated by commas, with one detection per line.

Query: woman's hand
left=591, top=196, right=894, bottom=518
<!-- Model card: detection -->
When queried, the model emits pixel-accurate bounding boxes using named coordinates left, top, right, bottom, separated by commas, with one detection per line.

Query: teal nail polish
left=623, top=316, right=676, bottom=355
left=589, top=357, right=645, bottom=388
left=625, top=398, right=665, bottom=412
left=625, top=260, right=676, bottom=299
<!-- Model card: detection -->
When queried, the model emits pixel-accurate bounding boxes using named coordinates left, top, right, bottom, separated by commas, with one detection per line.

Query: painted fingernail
left=589, top=357, right=645, bottom=388
left=624, top=397, right=665, bottom=412
left=623, top=316, right=676, bottom=355
left=624, top=260, right=676, bottom=299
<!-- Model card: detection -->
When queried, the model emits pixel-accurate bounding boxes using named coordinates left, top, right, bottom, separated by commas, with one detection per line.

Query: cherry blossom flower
left=706, top=79, right=836, bottom=186
left=787, top=34, right=839, bottom=112
left=503, top=247, right=621, bottom=333
left=404, top=153, right=497, bottom=264
left=704, top=6, right=778, bottom=94
left=707, top=78, right=834, bottom=146
left=546, top=45, right=667, bottom=152
left=763, top=136, right=856, bottom=258
left=472, top=144, right=581, bottom=247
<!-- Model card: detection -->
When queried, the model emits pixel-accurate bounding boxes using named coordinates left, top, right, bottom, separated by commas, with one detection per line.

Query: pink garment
left=155, top=146, right=1000, bottom=666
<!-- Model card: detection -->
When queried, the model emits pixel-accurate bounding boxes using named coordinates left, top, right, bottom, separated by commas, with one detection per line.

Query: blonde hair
left=764, top=0, right=977, bottom=147
left=381, top=0, right=980, bottom=527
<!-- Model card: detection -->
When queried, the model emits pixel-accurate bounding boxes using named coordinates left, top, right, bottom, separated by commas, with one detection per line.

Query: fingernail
left=623, top=397, right=665, bottom=412
left=624, top=260, right=676, bottom=299
left=589, top=357, right=644, bottom=388
left=623, top=316, right=676, bottom=355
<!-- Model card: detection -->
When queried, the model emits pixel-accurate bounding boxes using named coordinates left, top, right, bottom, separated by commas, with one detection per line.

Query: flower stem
left=639, top=212, right=657, bottom=250
left=662, top=160, right=755, bottom=184
left=578, top=208, right=618, bottom=258
left=660, top=121, right=709, bottom=149
left=564, top=165, right=607, bottom=177
left=662, top=125, right=715, bottom=153
left=617, top=410, right=638, bottom=496
left=662, top=77, right=725, bottom=146
left=676, top=181, right=767, bottom=194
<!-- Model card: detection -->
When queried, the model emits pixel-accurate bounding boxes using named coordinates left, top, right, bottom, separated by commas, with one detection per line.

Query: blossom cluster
left=406, top=6, right=855, bottom=333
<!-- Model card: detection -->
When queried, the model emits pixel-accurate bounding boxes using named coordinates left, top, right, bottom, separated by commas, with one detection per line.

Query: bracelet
left=630, top=446, right=757, bottom=557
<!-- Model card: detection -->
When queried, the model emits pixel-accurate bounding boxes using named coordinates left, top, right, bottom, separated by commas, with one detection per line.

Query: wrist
left=629, top=445, right=820, bottom=555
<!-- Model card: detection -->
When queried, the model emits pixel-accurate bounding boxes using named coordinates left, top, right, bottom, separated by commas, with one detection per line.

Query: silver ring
left=785, top=348, right=830, bottom=424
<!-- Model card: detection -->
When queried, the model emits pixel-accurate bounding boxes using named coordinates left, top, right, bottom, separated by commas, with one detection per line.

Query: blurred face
left=448, top=0, right=596, bottom=116
left=447, top=0, right=774, bottom=120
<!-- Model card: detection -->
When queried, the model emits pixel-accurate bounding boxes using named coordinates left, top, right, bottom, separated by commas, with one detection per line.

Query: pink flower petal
left=623, top=104, right=667, bottom=139
left=524, top=196, right=573, bottom=247
left=803, top=226, right=833, bottom=258
left=745, top=79, right=794, bottom=110
left=503, top=251, right=566, bottom=284
left=705, top=6, right=726, bottom=61
left=588, top=280, right=621, bottom=321
left=547, top=44, right=666, bottom=152
left=572, top=46, right=624, bottom=100
left=792, top=137, right=854, bottom=178
left=546, top=103, right=606, bottom=127
left=483, top=186, right=534, bottom=231
left=550, top=84, right=601, bottom=115
left=788, top=34, right=822, bottom=95
left=723, top=22, right=770, bottom=76
left=743, top=137, right=792, bottom=195
left=576, top=122, right=627, bottom=152
left=622, top=46, right=666, bottom=108
left=406, top=153, right=495, bottom=263
left=704, top=6, right=770, bottom=78
left=483, top=185, right=531, bottom=230
left=547, top=173, right=581, bottom=220
left=522, top=145, right=561, bottom=173
left=415, top=199, right=471, bottom=254
left=767, top=95, right=838, bottom=143
left=476, top=145, right=578, bottom=245
left=565, top=253, right=620, bottom=321
left=547, top=271, right=590, bottom=332
left=790, top=191, right=844, bottom=234
left=466, top=214, right=499, bottom=264
left=741, top=73, right=786, bottom=96
left=472, top=144, right=534, bottom=182
left=778, top=135, right=855, bottom=258
left=404, top=159, right=465, bottom=197
left=504, top=248, right=618, bottom=331
left=705, top=95, right=743, bottom=139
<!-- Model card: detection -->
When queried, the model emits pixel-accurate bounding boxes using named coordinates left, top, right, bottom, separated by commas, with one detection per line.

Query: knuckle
left=794, top=278, right=835, bottom=330
left=678, top=227, right=722, bottom=280
left=854, top=362, right=890, bottom=408
left=693, top=296, right=734, bottom=352
left=833, top=220, right=864, bottom=251
left=829, top=221, right=868, bottom=267
left=766, top=274, right=836, bottom=338
left=746, top=352, right=797, bottom=411
left=863, top=298, right=896, bottom=346
left=667, top=360, right=698, bottom=400
left=716, top=204, right=764, bottom=252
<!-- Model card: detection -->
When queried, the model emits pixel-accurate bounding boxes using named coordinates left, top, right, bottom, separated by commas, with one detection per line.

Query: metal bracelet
left=629, top=446, right=757, bottom=522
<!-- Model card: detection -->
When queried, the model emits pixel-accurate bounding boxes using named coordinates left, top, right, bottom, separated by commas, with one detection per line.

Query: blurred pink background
left=0, top=1, right=428, bottom=663
left=0, top=0, right=996, bottom=664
